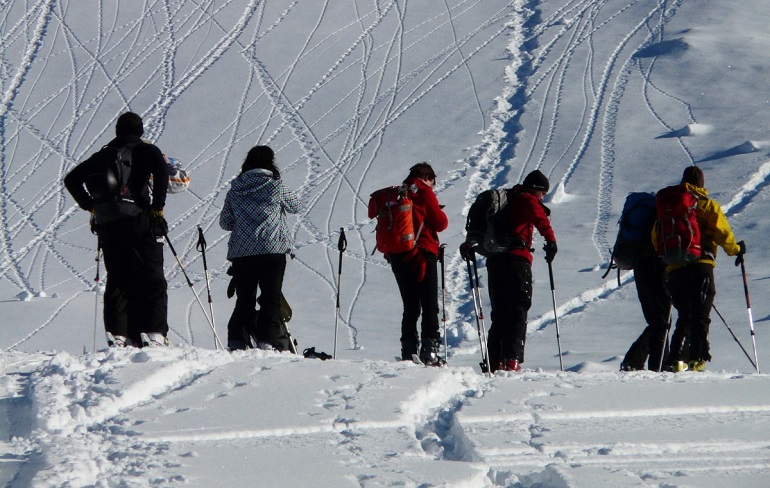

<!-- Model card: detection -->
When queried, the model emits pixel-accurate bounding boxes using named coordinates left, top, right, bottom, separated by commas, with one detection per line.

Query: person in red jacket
left=466, top=170, right=557, bottom=373
left=388, top=163, right=448, bottom=365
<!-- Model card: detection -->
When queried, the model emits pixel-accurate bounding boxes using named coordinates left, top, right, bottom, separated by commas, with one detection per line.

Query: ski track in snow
left=0, top=1, right=516, bottom=351
left=6, top=347, right=770, bottom=485
left=4, top=1, right=770, bottom=485
left=4, top=0, right=762, bottom=362
left=4, top=1, right=767, bottom=360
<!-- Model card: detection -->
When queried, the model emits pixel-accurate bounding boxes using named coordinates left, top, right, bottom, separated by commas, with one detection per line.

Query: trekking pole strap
left=196, top=225, right=208, bottom=267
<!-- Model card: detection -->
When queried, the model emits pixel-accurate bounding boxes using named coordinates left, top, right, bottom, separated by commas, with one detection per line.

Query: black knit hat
left=115, top=112, right=144, bottom=137
left=681, top=166, right=705, bottom=188
left=523, top=170, right=550, bottom=192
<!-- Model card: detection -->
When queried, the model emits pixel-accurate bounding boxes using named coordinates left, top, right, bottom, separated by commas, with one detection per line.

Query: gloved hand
left=543, top=241, right=558, bottom=263
left=226, top=266, right=236, bottom=299
left=89, top=211, right=98, bottom=235
left=149, top=209, right=168, bottom=237
left=735, top=240, right=746, bottom=266
left=460, top=241, right=476, bottom=260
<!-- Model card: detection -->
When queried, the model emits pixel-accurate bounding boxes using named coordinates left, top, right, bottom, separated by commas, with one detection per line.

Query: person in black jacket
left=64, top=112, right=170, bottom=347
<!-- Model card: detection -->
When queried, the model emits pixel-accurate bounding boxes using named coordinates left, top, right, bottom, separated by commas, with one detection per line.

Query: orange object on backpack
left=368, top=185, right=423, bottom=255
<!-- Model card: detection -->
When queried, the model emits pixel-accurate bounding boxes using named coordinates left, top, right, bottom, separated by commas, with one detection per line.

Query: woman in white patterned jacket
left=220, top=146, right=301, bottom=351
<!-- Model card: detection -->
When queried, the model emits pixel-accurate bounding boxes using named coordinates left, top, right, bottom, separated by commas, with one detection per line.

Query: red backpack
left=654, top=185, right=701, bottom=265
left=368, top=184, right=423, bottom=255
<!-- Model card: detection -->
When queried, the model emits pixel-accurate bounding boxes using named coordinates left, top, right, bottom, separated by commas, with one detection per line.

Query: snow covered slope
left=2, top=1, right=770, bottom=486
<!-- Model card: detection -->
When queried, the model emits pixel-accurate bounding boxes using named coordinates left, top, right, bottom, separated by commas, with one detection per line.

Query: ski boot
left=418, top=338, right=446, bottom=367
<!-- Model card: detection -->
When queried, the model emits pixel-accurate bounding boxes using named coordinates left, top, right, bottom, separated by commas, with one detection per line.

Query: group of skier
left=65, top=112, right=748, bottom=374
left=618, top=166, right=746, bottom=372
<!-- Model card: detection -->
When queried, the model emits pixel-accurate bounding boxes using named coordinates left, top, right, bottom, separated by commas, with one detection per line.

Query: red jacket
left=506, top=185, right=556, bottom=264
left=404, top=176, right=448, bottom=256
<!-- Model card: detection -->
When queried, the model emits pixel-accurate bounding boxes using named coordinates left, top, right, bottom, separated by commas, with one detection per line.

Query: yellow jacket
left=652, top=183, right=741, bottom=271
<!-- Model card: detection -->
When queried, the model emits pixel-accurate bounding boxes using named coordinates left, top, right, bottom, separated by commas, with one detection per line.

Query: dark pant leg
left=253, top=254, right=289, bottom=350
left=99, top=220, right=137, bottom=340
left=227, top=257, right=260, bottom=344
left=668, top=263, right=715, bottom=364
left=689, top=264, right=715, bottom=361
left=132, top=221, right=168, bottom=337
left=390, top=253, right=422, bottom=346
left=101, top=234, right=130, bottom=338
left=418, top=253, right=440, bottom=342
left=487, top=255, right=532, bottom=364
left=624, top=256, right=672, bottom=370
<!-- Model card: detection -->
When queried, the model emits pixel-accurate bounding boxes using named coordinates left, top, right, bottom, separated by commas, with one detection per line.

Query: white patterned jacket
left=220, top=168, right=301, bottom=259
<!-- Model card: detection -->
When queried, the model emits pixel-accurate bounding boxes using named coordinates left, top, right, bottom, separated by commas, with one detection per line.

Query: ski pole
left=164, top=234, right=224, bottom=350
left=463, top=249, right=491, bottom=376
left=333, top=228, right=347, bottom=359
left=657, top=328, right=670, bottom=372
left=470, top=252, right=491, bottom=374
left=547, top=261, right=564, bottom=371
left=738, top=256, right=760, bottom=373
left=656, top=307, right=672, bottom=372
left=713, top=304, right=757, bottom=371
left=438, top=243, right=448, bottom=363
left=196, top=226, right=220, bottom=350
left=93, top=238, right=102, bottom=352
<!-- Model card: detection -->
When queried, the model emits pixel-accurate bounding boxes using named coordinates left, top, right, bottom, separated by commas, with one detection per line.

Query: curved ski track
left=3, top=0, right=767, bottom=366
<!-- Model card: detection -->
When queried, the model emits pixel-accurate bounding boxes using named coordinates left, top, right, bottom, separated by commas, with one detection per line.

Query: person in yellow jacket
left=654, top=166, right=746, bottom=371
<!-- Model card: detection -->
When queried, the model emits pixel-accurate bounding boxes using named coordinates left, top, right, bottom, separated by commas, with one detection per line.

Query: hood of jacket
left=230, top=168, right=276, bottom=194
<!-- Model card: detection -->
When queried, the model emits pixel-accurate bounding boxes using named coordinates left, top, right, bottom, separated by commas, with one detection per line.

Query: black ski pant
left=486, top=254, right=532, bottom=369
left=623, top=255, right=672, bottom=371
left=667, top=262, right=715, bottom=365
left=390, top=250, right=440, bottom=355
left=99, top=213, right=168, bottom=345
left=227, top=254, right=291, bottom=351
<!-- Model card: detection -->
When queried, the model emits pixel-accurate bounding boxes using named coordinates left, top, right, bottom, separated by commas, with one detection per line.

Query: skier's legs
left=417, top=253, right=440, bottom=342
left=390, top=253, right=421, bottom=347
left=254, top=254, right=288, bottom=350
left=227, top=257, right=259, bottom=345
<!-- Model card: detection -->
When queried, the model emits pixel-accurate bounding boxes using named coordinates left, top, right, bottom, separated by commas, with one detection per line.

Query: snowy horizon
left=2, top=1, right=770, bottom=486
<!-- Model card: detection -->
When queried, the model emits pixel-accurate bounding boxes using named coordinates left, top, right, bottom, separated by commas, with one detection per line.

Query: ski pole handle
left=337, top=227, right=347, bottom=252
left=196, top=226, right=208, bottom=268
left=336, top=228, right=346, bottom=308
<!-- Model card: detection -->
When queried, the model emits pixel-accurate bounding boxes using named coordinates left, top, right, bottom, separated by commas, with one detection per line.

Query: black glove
left=226, top=266, right=236, bottom=299
left=460, top=241, right=476, bottom=260
left=149, top=209, right=168, bottom=237
left=543, top=241, right=558, bottom=263
left=89, top=211, right=98, bottom=235
left=735, top=240, right=746, bottom=266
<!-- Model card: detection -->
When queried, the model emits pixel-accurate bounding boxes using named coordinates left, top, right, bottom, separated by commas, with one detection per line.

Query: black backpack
left=465, top=188, right=521, bottom=256
left=85, top=142, right=143, bottom=224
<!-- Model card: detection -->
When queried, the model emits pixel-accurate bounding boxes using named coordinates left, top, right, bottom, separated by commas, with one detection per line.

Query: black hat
left=523, top=170, right=549, bottom=192
left=115, top=112, right=144, bottom=137
left=681, top=166, right=704, bottom=188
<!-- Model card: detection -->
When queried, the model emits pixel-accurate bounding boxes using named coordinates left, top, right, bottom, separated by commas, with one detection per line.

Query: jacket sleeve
left=146, top=144, right=168, bottom=210
left=532, top=200, right=556, bottom=242
left=422, top=189, right=448, bottom=233
left=219, top=191, right=235, bottom=231
left=704, top=199, right=740, bottom=256
left=280, top=182, right=301, bottom=214
left=63, top=162, right=95, bottom=212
